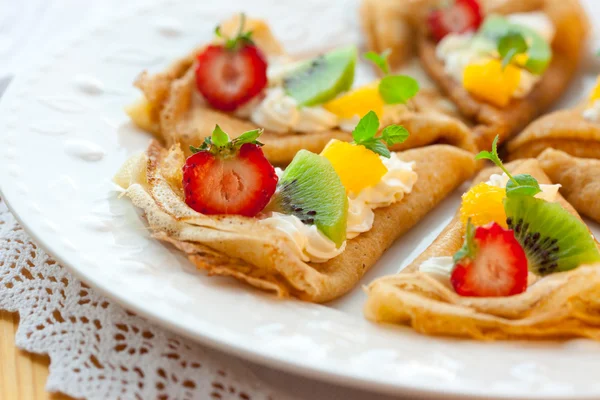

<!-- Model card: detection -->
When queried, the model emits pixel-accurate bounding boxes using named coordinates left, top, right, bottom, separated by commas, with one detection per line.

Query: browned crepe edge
left=538, top=148, right=600, bottom=224
left=416, top=0, right=589, bottom=150
left=506, top=106, right=600, bottom=160
left=140, top=142, right=475, bottom=303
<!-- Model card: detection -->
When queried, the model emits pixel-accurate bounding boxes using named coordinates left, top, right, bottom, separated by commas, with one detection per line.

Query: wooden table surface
left=1, top=311, right=71, bottom=400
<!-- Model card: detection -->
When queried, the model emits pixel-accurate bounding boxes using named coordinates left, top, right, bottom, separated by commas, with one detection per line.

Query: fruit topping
left=479, top=15, right=551, bottom=75
left=451, top=221, right=528, bottom=297
left=182, top=126, right=277, bottom=217
left=504, top=196, right=600, bottom=276
left=269, top=150, right=348, bottom=247
left=195, top=14, right=268, bottom=111
left=463, top=59, right=521, bottom=107
left=460, top=182, right=507, bottom=228
left=324, top=81, right=385, bottom=119
left=589, top=76, right=600, bottom=104
left=427, top=0, right=483, bottom=43
left=321, top=111, right=409, bottom=194
left=282, top=45, right=357, bottom=106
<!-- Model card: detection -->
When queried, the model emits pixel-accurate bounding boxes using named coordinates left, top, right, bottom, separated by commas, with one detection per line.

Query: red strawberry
left=195, top=15, right=268, bottom=112
left=183, top=126, right=277, bottom=217
left=450, top=221, right=528, bottom=297
left=427, top=0, right=483, bottom=42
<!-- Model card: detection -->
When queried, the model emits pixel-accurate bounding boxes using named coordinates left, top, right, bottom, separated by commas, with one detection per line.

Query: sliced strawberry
left=450, top=221, right=528, bottom=297
left=183, top=126, right=277, bottom=217
left=195, top=15, right=268, bottom=112
left=427, top=0, right=483, bottom=42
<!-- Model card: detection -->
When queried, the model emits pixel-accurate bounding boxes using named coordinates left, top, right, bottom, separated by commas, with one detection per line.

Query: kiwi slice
left=271, top=150, right=348, bottom=247
left=504, top=196, right=600, bottom=276
left=479, top=15, right=551, bottom=75
left=282, top=45, right=357, bottom=107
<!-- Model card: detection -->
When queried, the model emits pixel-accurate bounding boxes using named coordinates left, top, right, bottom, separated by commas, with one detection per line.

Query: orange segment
left=460, top=182, right=507, bottom=228
left=321, top=140, right=387, bottom=194
left=323, top=81, right=384, bottom=119
left=589, top=76, right=600, bottom=104
left=463, top=59, right=521, bottom=108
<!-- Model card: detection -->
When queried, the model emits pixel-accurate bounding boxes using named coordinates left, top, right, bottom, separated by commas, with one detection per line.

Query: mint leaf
left=352, top=111, right=380, bottom=143
left=364, top=49, right=391, bottom=75
left=474, top=135, right=515, bottom=180
left=362, top=140, right=391, bottom=158
left=234, top=129, right=263, bottom=146
left=211, top=125, right=230, bottom=147
left=498, top=32, right=528, bottom=69
left=506, top=174, right=542, bottom=197
left=379, top=75, right=419, bottom=104
left=381, top=125, right=409, bottom=146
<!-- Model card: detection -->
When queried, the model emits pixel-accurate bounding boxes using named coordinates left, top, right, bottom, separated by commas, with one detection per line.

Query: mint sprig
left=498, top=31, right=529, bottom=70
left=351, top=111, right=409, bottom=158
left=214, top=13, right=254, bottom=50
left=475, top=135, right=541, bottom=197
left=363, top=50, right=420, bottom=105
left=190, top=125, right=263, bottom=154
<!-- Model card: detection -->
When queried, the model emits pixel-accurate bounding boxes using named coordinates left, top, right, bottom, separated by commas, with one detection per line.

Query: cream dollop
left=418, top=256, right=454, bottom=277
left=352, top=153, right=418, bottom=208
left=250, top=88, right=338, bottom=134
left=346, top=197, right=375, bottom=240
left=583, top=100, right=600, bottom=123
left=486, top=173, right=560, bottom=202
left=261, top=212, right=345, bottom=263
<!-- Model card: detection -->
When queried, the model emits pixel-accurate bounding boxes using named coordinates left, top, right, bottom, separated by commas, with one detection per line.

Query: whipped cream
left=249, top=88, right=338, bottom=134
left=346, top=197, right=375, bottom=240
left=436, top=12, right=553, bottom=99
left=583, top=100, right=600, bottom=123
left=261, top=212, right=345, bottom=263
left=418, top=256, right=454, bottom=277
left=486, top=173, right=560, bottom=202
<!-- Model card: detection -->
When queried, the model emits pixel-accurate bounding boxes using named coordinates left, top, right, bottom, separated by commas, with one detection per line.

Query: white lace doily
left=0, top=198, right=285, bottom=400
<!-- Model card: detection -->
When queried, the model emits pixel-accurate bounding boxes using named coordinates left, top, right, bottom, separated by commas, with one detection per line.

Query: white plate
left=2, top=0, right=600, bottom=398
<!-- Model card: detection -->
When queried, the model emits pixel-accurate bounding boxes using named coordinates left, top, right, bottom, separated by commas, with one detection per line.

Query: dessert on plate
left=126, top=14, right=476, bottom=165
left=507, top=76, right=600, bottom=160
left=115, top=113, right=475, bottom=302
left=361, top=0, right=589, bottom=150
left=538, top=148, right=600, bottom=224
left=364, top=137, right=600, bottom=340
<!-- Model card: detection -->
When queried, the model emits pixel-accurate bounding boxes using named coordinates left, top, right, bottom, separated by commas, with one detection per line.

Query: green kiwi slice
left=282, top=45, right=357, bottom=107
left=479, top=15, right=552, bottom=75
left=504, top=196, right=600, bottom=276
left=271, top=150, right=348, bottom=247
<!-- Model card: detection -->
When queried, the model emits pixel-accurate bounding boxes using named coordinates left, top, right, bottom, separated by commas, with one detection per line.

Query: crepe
left=130, top=15, right=477, bottom=165
left=115, top=141, right=476, bottom=303
left=364, top=159, right=600, bottom=340
left=538, top=148, right=600, bottom=224
left=506, top=104, right=600, bottom=160
left=361, top=0, right=589, bottom=150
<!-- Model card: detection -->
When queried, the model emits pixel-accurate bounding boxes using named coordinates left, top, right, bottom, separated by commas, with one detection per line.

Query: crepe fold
left=132, top=16, right=477, bottom=165
left=538, top=148, right=600, bottom=224
left=364, top=159, right=600, bottom=340
left=506, top=105, right=600, bottom=160
left=115, top=141, right=475, bottom=303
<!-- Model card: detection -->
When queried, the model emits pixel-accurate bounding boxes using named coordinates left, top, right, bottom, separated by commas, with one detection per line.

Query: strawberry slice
left=195, top=15, right=268, bottom=112
left=427, top=0, right=483, bottom=42
left=183, top=126, right=277, bottom=217
left=450, top=221, right=528, bottom=297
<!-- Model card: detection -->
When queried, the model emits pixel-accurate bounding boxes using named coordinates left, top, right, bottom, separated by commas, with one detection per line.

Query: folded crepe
left=130, top=15, right=477, bottom=165
left=538, top=148, right=600, bottom=224
left=364, top=158, right=600, bottom=340
left=506, top=104, right=600, bottom=160
left=115, top=141, right=475, bottom=303
left=361, top=0, right=589, bottom=150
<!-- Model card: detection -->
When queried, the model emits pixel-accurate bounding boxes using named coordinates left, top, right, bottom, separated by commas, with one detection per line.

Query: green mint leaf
left=474, top=135, right=516, bottom=181
left=362, top=140, right=391, bottom=158
left=381, top=125, right=409, bottom=146
left=234, top=129, right=263, bottom=145
left=379, top=75, right=419, bottom=104
left=211, top=125, right=230, bottom=147
left=453, top=219, right=477, bottom=265
left=498, top=32, right=528, bottom=70
left=506, top=174, right=542, bottom=198
left=351, top=111, right=380, bottom=143
left=364, top=49, right=391, bottom=75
